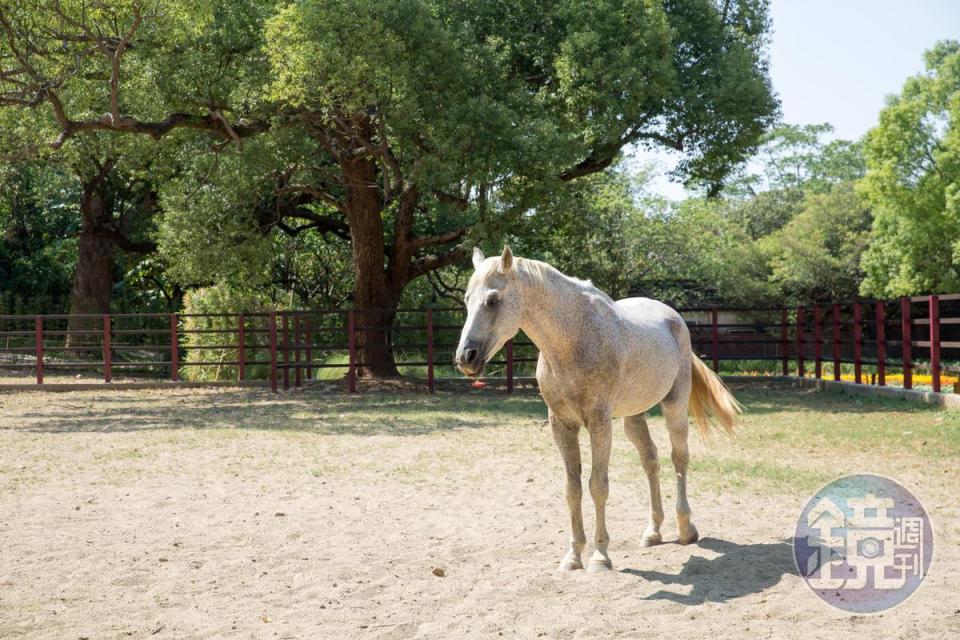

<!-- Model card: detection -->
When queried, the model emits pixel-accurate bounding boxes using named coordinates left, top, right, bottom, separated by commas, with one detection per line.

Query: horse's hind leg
left=623, top=413, right=664, bottom=547
left=661, top=379, right=699, bottom=545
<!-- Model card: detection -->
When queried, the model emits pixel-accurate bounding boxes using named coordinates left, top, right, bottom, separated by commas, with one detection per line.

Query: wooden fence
left=0, top=294, right=957, bottom=393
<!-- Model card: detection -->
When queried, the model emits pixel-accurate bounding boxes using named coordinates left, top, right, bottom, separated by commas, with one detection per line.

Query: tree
left=763, top=182, right=871, bottom=303
left=642, top=197, right=773, bottom=306
left=0, top=161, right=77, bottom=314
left=64, top=148, right=159, bottom=341
left=507, top=165, right=652, bottom=300
left=727, top=123, right=864, bottom=194
left=1, top=0, right=777, bottom=375
left=0, top=6, right=171, bottom=325
left=723, top=123, right=865, bottom=239
left=0, top=120, right=158, bottom=334
left=628, top=123, right=870, bottom=307
left=510, top=167, right=774, bottom=308
left=859, top=40, right=960, bottom=297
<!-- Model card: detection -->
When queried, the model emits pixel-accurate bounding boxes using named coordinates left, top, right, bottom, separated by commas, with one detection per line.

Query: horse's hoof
left=586, top=551, right=613, bottom=573
left=558, top=559, right=583, bottom=572
left=678, top=523, right=699, bottom=545
left=640, top=529, right=663, bottom=547
left=558, top=552, right=583, bottom=572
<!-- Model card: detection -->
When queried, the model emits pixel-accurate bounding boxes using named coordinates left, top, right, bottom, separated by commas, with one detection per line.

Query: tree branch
left=409, top=244, right=468, bottom=279
left=559, top=123, right=681, bottom=182
left=0, top=12, right=43, bottom=84
left=559, top=153, right=617, bottom=182
left=281, top=207, right=351, bottom=241
left=2, top=6, right=269, bottom=149
left=48, top=109, right=270, bottom=149
left=426, top=268, right=466, bottom=305
left=433, top=189, right=470, bottom=210
left=107, top=6, right=142, bottom=123
left=391, top=184, right=419, bottom=250
left=721, top=0, right=732, bottom=26
left=278, top=182, right=344, bottom=212
left=99, top=226, right=156, bottom=253
left=408, top=225, right=468, bottom=250
left=80, top=158, right=116, bottom=196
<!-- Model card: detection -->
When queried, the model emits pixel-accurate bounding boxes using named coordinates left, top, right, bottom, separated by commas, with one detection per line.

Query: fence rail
left=0, top=294, right=958, bottom=394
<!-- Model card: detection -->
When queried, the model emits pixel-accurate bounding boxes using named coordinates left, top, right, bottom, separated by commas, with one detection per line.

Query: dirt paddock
left=1, top=384, right=958, bottom=639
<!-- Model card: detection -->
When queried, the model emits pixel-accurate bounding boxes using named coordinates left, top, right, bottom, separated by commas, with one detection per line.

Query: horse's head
left=455, top=245, right=522, bottom=377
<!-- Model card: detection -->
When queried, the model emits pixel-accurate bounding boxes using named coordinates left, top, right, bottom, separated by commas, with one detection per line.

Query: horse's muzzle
left=455, top=343, right=485, bottom=377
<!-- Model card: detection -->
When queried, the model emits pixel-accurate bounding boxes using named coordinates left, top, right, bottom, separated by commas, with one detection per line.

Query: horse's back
left=607, top=297, right=689, bottom=416
left=615, top=297, right=686, bottom=336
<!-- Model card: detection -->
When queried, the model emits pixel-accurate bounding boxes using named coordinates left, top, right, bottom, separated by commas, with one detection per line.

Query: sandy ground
left=0, top=385, right=958, bottom=639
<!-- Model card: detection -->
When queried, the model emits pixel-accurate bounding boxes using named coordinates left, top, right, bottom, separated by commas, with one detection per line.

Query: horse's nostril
left=464, top=348, right=478, bottom=364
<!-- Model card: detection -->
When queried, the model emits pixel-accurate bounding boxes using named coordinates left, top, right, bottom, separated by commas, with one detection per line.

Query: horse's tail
left=688, top=355, right=741, bottom=440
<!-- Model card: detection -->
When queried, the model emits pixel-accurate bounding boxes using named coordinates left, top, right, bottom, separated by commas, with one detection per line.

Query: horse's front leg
left=586, top=415, right=613, bottom=572
left=550, top=411, right=586, bottom=571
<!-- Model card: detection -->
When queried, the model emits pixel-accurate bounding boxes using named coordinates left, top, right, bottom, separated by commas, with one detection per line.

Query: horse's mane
left=518, top=257, right=600, bottom=294
left=516, top=257, right=552, bottom=287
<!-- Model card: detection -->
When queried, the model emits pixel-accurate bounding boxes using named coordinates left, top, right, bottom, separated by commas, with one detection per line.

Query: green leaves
left=2, top=0, right=778, bottom=319
left=859, top=40, right=960, bottom=296
left=262, top=0, right=775, bottom=187
left=157, top=134, right=287, bottom=289
left=765, top=183, right=871, bottom=302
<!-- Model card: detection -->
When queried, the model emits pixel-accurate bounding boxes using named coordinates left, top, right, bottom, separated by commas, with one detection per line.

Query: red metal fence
left=1, top=294, right=957, bottom=393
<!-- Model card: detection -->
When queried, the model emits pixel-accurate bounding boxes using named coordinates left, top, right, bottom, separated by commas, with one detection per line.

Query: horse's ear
left=498, top=245, right=513, bottom=275
left=472, top=247, right=485, bottom=269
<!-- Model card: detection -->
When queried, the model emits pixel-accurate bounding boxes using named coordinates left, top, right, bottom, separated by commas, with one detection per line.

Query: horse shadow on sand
left=620, top=537, right=796, bottom=604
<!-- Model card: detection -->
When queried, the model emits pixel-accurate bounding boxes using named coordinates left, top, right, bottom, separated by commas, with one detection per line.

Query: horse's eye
left=486, top=295, right=499, bottom=307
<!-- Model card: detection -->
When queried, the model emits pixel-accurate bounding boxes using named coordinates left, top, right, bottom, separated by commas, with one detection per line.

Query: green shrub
left=181, top=285, right=274, bottom=382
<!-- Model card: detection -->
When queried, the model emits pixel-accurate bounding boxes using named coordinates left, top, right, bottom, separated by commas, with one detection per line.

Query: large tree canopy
left=859, top=40, right=960, bottom=297
left=1, top=0, right=777, bottom=374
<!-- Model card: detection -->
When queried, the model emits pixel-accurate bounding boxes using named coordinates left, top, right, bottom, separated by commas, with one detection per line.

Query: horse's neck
left=516, top=263, right=595, bottom=365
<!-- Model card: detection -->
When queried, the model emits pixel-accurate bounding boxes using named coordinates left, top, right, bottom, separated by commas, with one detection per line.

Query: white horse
left=455, top=247, right=741, bottom=572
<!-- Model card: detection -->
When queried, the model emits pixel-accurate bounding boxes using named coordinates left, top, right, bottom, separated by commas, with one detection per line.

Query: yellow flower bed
left=733, top=369, right=960, bottom=389
left=806, top=372, right=959, bottom=387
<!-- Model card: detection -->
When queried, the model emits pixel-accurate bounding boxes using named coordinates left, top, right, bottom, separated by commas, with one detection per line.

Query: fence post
left=813, top=304, right=823, bottom=379
left=102, top=314, right=112, bottom=383
left=170, top=313, right=179, bottom=382
left=710, top=307, right=719, bottom=373
left=347, top=309, right=357, bottom=393
left=281, top=312, right=290, bottom=391
left=238, top=314, right=246, bottom=382
left=780, top=308, right=788, bottom=376
left=293, top=314, right=302, bottom=388
left=34, top=315, right=43, bottom=385
left=269, top=312, right=278, bottom=394
left=876, top=301, right=886, bottom=386
left=832, top=304, right=841, bottom=381
left=901, top=297, right=912, bottom=389
left=305, top=316, right=314, bottom=380
left=930, top=295, right=941, bottom=393
left=426, top=308, right=435, bottom=393
left=796, top=306, right=805, bottom=378
left=853, top=302, right=862, bottom=384
left=506, top=338, right=514, bottom=394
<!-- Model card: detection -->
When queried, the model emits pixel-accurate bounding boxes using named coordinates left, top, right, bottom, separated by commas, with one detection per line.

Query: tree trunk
left=342, top=156, right=401, bottom=377
left=66, top=170, right=115, bottom=350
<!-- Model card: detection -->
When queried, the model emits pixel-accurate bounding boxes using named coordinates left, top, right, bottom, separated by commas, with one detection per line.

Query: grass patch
left=729, top=386, right=960, bottom=458
left=312, top=353, right=350, bottom=381
left=688, top=455, right=832, bottom=494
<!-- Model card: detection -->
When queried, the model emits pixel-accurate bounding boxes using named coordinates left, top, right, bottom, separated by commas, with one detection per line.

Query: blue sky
left=635, top=0, right=960, bottom=199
